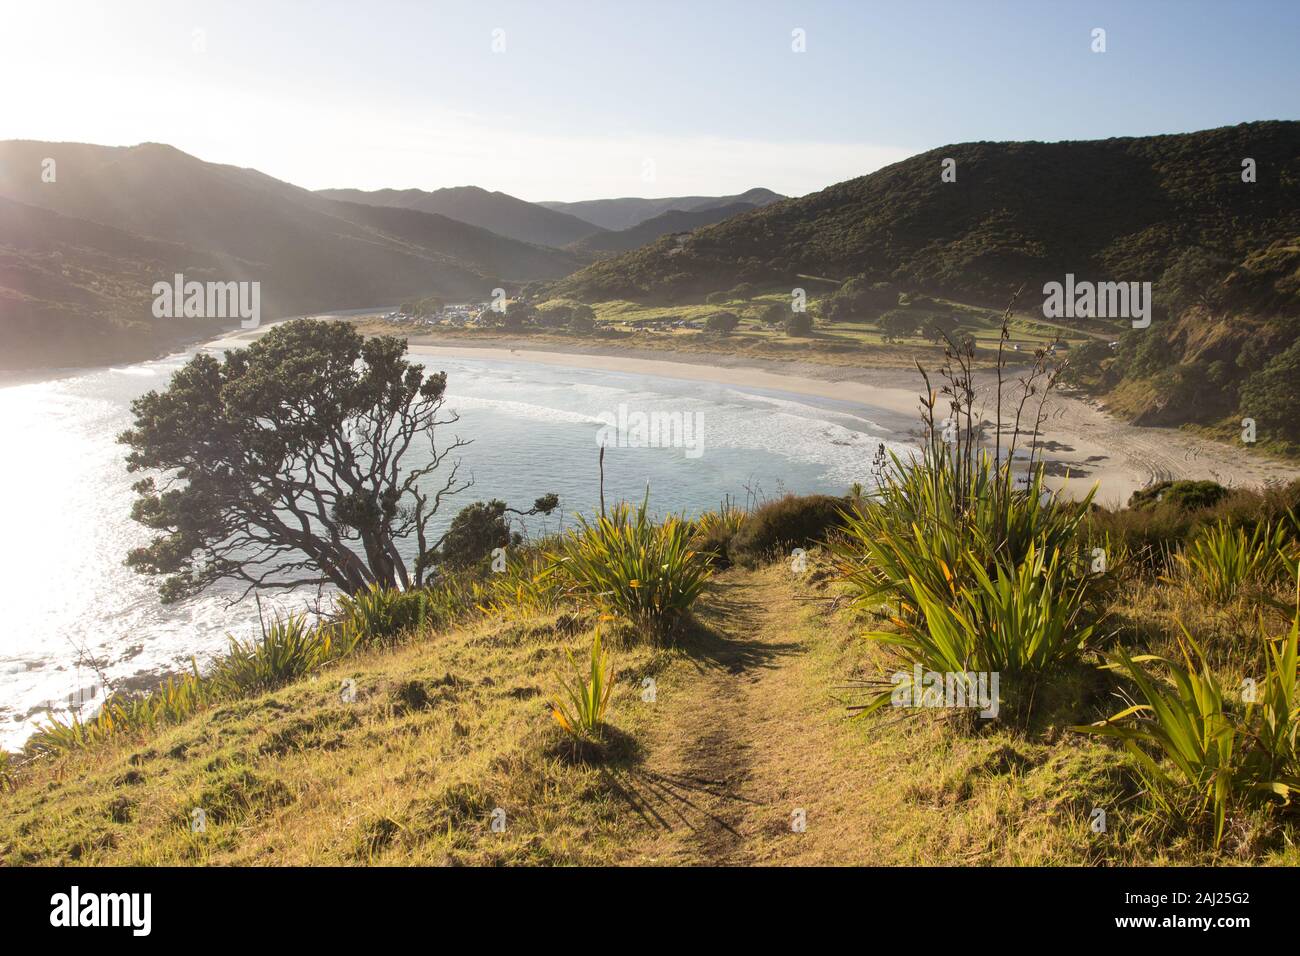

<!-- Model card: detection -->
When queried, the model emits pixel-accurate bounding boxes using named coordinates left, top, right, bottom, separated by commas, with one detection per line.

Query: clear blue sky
left=2, top=0, right=1297, bottom=200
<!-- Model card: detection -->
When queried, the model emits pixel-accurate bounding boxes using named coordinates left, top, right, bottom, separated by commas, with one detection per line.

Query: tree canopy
left=119, top=319, right=553, bottom=601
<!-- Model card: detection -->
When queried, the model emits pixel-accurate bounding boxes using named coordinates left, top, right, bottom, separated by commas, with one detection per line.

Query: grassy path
left=610, top=565, right=884, bottom=864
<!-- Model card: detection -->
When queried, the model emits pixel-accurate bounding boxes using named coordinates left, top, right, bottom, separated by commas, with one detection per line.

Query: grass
left=3, top=559, right=1299, bottom=865
left=351, top=287, right=1103, bottom=376
left=832, top=437, right=1104, bottom=719
left=1171, top=519, right=1293, bottom=605
left=550, top=496, right=711, bottom=639
left=22, top=582, right=470, bottom=758
left=550, top=629, right=614, bottom=743
left=1075, top=582, right=1300, bottom=849
left=6, top=457, right=1300, bottom=866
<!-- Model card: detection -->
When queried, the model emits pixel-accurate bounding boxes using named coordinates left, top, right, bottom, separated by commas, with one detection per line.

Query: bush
left=728, top=494, right=846, bottom=567
left=1075, top=583, right=1300, bottom=848
left=436, top=500, right=519, bottom=571
left=550, top=629, right=614, bottom=743
left=785, top=311, right=813, bottom=336
left=820, top=277, right=897, bottom=322
left=877, top=309, right=916, bottom=341
left=862, top=542, right=1098, bottom=716
left=705, top=311, right=740, bottom=332
left=1129, top=480, right=1230, bottom=513
left=1172, top=520, right=1291, bottom=604
left=434, top=495, right=559, bottom=573
left=690, top=502, right=748, bottom=568
left=551, top=497, right=711, bottom=638
left=474, top=548, right=566, bottom=619
left=210, top=615, right=344, bottom=697
left=832, top=438, right=1102, bottom=718
left=704, top=291, right=730, bottom=305
left=335, top=584, right=443, bottom=643
left=568, top=308, right=597, bottom=332
left=1085, top=479, right=1300, bottom=569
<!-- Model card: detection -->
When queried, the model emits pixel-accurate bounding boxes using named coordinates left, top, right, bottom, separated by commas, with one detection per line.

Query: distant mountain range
left=539, top=188, right=784, bottom=232
left=0, top=142, right=581, bottom=367
left=315, top=185, right=603, bottom=247
left=0, top=142, right=785, bottom=368
left=313, top=184, right=786, bottom=249
left=567, top=202, right=768, bottom=257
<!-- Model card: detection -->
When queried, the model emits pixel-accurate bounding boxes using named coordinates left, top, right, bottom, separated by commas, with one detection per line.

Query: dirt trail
left=610, top=567, right=835, bottom=865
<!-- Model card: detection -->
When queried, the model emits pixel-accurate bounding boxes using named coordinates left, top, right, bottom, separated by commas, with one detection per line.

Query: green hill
left=0, top=142, right=582, bottom=369
left=551, top=122, right=1300, bottom=308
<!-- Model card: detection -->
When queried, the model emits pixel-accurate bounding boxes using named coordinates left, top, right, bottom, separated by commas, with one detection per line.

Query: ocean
left=0, top=345, right=915, bottom=748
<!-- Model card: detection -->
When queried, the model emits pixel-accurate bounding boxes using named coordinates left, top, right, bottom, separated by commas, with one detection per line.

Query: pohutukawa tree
left=120, top=319, right=554, bottom=602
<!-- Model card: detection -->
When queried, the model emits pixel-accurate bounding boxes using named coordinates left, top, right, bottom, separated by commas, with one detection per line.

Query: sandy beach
left=206, top=322, right=1300, bottom=509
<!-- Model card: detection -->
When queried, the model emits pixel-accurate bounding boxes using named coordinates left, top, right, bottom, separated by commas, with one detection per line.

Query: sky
left=1, top=0, right=1297, bottom=201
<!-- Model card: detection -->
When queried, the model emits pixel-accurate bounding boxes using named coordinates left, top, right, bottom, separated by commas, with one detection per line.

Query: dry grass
left=4, top=561, right=1297, bottom=866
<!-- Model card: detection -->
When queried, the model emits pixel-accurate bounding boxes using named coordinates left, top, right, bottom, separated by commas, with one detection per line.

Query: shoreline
left=208, top=323, right=1300, bottom=509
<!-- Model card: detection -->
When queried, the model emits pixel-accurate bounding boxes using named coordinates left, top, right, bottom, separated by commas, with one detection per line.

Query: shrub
left=705, top=311, right=740, bottom=332
left=728, top=493, right=846, bottom=567
left=435, top=495, right=559, bottom=572
left=551, top=629, right=614, bottom=742
left=859, top=542, right=1098, bottom=718
left=335, top=584, right=442, bottom=643
left=551, top=497, right=710, bottom=638
left=690, top=501, right=749, bottom=568
left=833, top=435, right=1103, bottom=718
left=1171, top=520, right=1291, bottom=604
left=820, top=277, right=896, bottom=322
left=474, top=549, right=566, bottom=619
left=704, top=291, right=730, bottom=305
left=1129, top=480, right=1231, bottom=513
left=877, top=309, right=917, bottom=340
left=785, top=311, right=813, bottom=336
left=210, top=615, right=343, bottom=697
left=1075, top=583, right=1300, bottom=848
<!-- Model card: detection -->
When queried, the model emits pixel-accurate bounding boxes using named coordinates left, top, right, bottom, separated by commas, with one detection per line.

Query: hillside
left=550, top=123, right=1300, bottom=308
left=568, top=201, right=762, bottom=257
left=6, top=549, right=1298, bottom=866
left=540, top=187, right=784, bottom=231
left=0, top=196, right=231, bottom=367
left=316, top=185, right=604, bottom=248
left=1066, top=234, right=1300, bottom=447
left=0, top=142, right=581, bottom=368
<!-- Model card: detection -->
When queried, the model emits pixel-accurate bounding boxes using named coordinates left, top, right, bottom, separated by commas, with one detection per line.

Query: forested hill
left=550, top=122, right=1300, bottom=307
